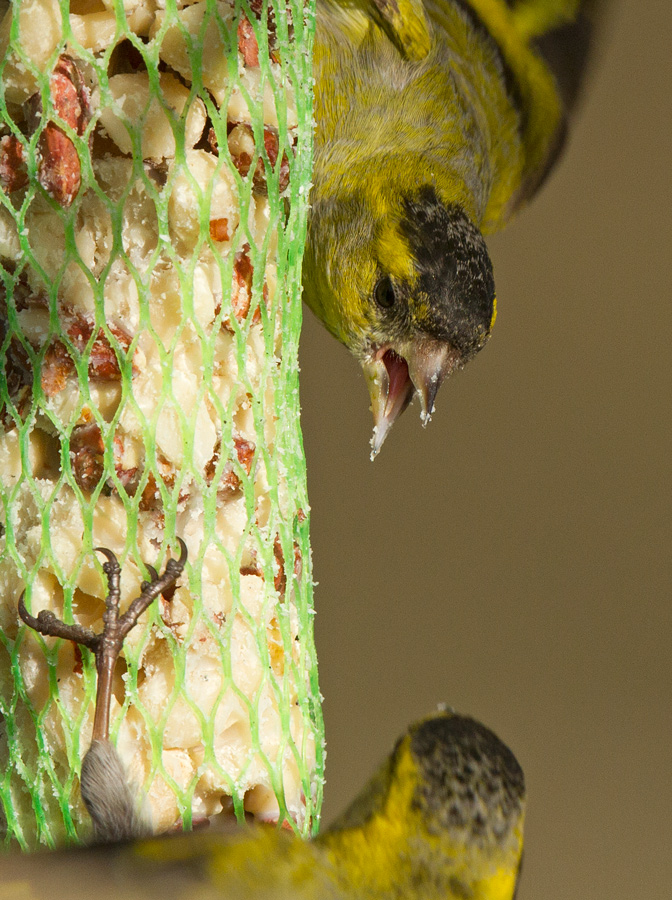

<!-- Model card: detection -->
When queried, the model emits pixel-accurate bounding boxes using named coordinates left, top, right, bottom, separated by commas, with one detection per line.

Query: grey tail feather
left=80, top=739, right=150, bottom=843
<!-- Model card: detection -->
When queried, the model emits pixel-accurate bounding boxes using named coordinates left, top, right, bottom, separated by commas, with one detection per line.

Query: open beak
left=362, top=340, right=460, bottom=459
left=363, top=348, right=415, bottom=459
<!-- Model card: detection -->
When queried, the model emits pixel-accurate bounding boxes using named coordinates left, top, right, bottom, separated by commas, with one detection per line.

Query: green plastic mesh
left=0, top=0, right=323, bottom=850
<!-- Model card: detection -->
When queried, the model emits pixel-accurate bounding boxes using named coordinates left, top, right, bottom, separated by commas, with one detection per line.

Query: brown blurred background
left=299, top=1, right=671, bottom=897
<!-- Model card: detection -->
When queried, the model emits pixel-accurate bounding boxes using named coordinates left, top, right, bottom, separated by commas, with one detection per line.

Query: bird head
left=321, top=709, right=526, bottom=900
left=303, top=185, right=496, bottom=457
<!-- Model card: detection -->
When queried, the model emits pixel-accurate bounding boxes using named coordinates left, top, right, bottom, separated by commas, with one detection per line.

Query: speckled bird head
left=323, top=709, right=525, bottom=900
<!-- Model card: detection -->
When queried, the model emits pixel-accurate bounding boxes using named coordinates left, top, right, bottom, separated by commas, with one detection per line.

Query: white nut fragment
left=150, top=1, right=236, bottom=99
left=74, top=192, right=115, bottom=276
left=98, top=72, right=206, bottom=160
left=168, top=149, right=239, bottom=253
left=70, top=10, right=118, bottom=52
left=229, top=68, right=298, bottom=131
left=24, top=195, right=68, bottom=281
left=150, top=0, right=295, bottom=128
left=0, top=0, right=63, bottom=103
left=0, top=204, right=21, bottom=262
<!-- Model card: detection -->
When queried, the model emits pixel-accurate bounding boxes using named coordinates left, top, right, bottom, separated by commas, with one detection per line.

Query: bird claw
left=94, top=546, right=122, bottom=571
left=18, top=538, right=188, bottom=741
left=141, top=564, right=159, bottom=593
left=17, top=598, right=99, bottom=649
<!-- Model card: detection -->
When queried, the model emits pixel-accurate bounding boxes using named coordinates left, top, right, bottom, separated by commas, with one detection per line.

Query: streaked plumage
left=303, top=0, right=599, bottom=454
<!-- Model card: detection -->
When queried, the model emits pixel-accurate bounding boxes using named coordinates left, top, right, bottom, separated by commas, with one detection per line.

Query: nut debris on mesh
left=0, top=0, right=323, bottom=850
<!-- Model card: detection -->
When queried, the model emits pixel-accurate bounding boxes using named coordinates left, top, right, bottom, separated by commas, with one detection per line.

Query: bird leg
left=18, top=539, right=187, bottom=841
left=19, top=538, right=187, bottom=740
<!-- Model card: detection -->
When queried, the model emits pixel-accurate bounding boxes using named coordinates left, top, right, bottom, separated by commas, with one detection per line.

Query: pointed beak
left=362, top=340, right=460, bottom=459
left=406, top=339, right=460, bottom=426
left=362, top=349, right=415, bottom=459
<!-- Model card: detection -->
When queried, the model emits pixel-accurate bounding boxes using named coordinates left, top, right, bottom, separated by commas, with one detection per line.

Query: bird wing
left=505, top=0, right=582, bottom=37
left=366, top=0, right=602, bottom=218
left=511, top=0, right=603, bottom=115
left=458, top=0, right=601, bottom=218
left=369, top=0, right=434, bottom=60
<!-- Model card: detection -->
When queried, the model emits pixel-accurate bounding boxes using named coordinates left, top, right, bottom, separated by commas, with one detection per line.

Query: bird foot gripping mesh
left=0, top=0, right=323, bottom=849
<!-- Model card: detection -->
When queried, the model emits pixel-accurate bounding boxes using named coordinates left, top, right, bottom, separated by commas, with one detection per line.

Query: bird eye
left=374, top=275, right=396, bottom=310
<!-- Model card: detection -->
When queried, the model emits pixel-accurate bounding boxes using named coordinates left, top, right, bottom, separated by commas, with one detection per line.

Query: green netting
left=0, top=0, right=322, bottom=850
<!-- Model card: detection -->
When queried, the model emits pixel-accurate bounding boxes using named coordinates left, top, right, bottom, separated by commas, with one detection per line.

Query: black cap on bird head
left=323, top=709, right=526, bottom=899
left=409, top=711, right=525, bottom=850
left=406, top=710, right=526, bottom=898
left=364, top=186, right=496, bottom=457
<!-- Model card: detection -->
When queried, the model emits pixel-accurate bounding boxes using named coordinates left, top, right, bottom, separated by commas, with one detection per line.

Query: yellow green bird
left=303, top=0, right=599, bottom=455
left=0, top=709, right=525, bottom=900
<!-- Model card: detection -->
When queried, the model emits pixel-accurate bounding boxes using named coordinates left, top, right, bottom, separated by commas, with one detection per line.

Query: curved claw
left=142, top=539, right=187, bottom=601
left=141, top=565, right=159, bottom=593
left=174, top=537, right=188, bottom=569
left=94, top=546, right=121, bottom=575
left=121, top=538, right=188, bottom=628
left=17, top=592, right=35, bottom=629
left=94, top=546, right=118, bottom=562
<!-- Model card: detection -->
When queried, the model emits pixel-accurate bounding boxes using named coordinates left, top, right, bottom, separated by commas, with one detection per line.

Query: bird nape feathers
left=303, top=0, right=599, bottom=455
